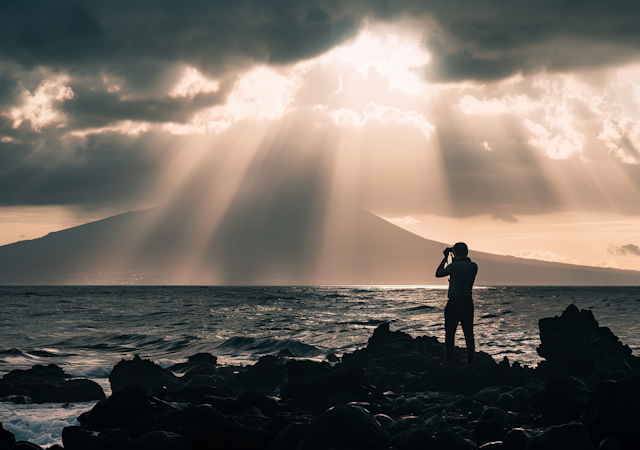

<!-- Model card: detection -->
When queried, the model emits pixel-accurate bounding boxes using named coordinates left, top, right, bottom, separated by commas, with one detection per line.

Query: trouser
left=444, top=295, right=475, bottom=364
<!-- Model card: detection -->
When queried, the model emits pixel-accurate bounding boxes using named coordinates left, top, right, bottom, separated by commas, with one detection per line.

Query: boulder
left=502, top=427, right=530, bottom=450
left=581, top=376, right=640, bottom=450
left=110, top=356, right=184, bottom=394
left=1, top=422, right=16, bottom=450
left=280, top=365, right=374, bottom=414
left=131, top=431, right=186, bottom=450
left=474, top=407, right=508, bottom=444
left=429, top=431, right=477, bottom=450
left=526, top=421, right=595, bottom=450
left=537, top=304, right=640, bottom=381
left=236, top=355, right=286, bottom=392
left=78, top=384, right=152, bottom=439
left=146, top=404, right=273, bottom=450
left=62, top=427, right=130, bottom=450
left=529, top=376, right=591, bottom=427
left=0, top=365, right=105, bottom=403
left=297, top=404, right=390, bottom=450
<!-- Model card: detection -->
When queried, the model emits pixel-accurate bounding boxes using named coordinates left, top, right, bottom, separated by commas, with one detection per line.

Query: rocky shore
left=2, top=304, right=639, bottom=450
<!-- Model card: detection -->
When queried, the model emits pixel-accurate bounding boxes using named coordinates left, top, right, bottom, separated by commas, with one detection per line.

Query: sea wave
left=215, top=336, right=324, bottom=358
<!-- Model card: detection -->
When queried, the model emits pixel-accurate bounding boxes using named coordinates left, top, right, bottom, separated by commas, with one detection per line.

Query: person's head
left=452, top=242, right=468, bottom=258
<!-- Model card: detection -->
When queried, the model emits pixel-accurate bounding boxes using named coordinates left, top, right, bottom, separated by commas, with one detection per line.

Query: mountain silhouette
left=1, top=204, right=639, bottom=285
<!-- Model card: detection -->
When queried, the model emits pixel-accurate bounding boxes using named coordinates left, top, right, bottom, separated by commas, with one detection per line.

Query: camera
left=446, top=247, right=453, bottom=253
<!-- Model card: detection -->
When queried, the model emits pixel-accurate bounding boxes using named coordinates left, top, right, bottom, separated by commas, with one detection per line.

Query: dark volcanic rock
left=474, top=406, right=508, bottom=444
left=529, top=376, right=591, bottom=427
left=297, top=404, right=390, bottom=450
left=237, top=355, right=286, bottom=392
left=77, top=384, right=152, bottom=438
left=131, top=431, right=186, bottom=450
left=537, top=304, right=640, bottom=381
left=430, top=430, right=476, bottom=450
left=110, top=355, right=185, bottom=394
left=1, top=422, right=16, bottom=450
left=168, top=353, right=219, bottom=387
left=280, top=365, right=375, bottom=414
left=0, top=365, right=104, bottom=403
left=62, top=427, right=129, bottom=450
left=581, top=376, right=640, bottom=450
left=148, top=404, right=274, bottom=450
left=526, top=421, right=595, bottom=450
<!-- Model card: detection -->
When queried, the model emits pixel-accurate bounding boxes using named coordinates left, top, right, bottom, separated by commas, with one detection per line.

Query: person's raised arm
left=435, top=247, right=451, bottom=278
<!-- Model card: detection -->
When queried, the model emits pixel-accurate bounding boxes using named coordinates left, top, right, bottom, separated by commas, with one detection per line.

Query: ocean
left=1, top=285, right=639, bottom=447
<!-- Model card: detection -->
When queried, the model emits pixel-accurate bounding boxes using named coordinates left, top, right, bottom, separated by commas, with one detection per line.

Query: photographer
left=435, top=242, right=478, bottom=366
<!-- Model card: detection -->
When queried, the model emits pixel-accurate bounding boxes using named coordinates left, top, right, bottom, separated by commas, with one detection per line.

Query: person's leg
left=443, top=300, right=459, bottom=365
left=460, top=297, right=475, bottom=364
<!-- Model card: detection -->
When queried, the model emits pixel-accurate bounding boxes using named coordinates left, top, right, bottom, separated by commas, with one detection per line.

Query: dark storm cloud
left=0, top=0, right=366, bottom=137
left=609, top=244, right=640, bottom=257
left=0, top=132, right=180, bottom=207
left=3, top=1, right=640, bottom=89
left=61, top=78, right=232, bottom=130
left=0, top=1, right=362, bottom=73
left=417, top=0, right=640, bottom=81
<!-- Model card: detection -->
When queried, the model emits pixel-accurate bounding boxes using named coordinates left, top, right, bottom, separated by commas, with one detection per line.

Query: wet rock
left=269, top=422, right=308, bottom=450
left=396, top=427, right=434, bottom=450
left=430, top=430, right=477, bottom=449
left=164, top=384, right=234, bottom=405
left=78, top=384, right=152, bottom=438
left=297, top=404, right=390, bottom=450
left=150, top=403, right=273, bottom=450
left=342, top=323, right=416, bottom=369
left=581, top=376, right=640, bottom=450
left=286, top=359, right=331, bottom=383
left=455, top=396, right=485, bottom=419
left=131, top=431, right=186, bottom=450
left=393, top=396, right=424, bottom=416
left=110, top=356, right=184, bottom=394
left=497, top=393, right=517, bottom=411
left=537, top=304, right=640, bottom=381
left=280, top=365, right=373, bottom=414
left=502, top=428, right=529, bottom=450
left=0, top=365, right=105, bottom=403
left=237, top=355, right=286, bottom=392
left=474, top=407, right=508, bottom=445
left=374, top=413, right=393, bottom=427
left=529, top=376, right=591, bottom=427
left=526, top=421, right=595, bottom=450
left=62, top=427, right=130, bottom=450
left=597, top=437, right=624, bottom=450
left=168, top=353, right=218, bottom=386
left=203, top=390, right=284, bottom=416
left=15, top=442, right=44, bottom=449
left=1, top=422, right=16, bottom=450
left=473, top=386, right=513, bottom=406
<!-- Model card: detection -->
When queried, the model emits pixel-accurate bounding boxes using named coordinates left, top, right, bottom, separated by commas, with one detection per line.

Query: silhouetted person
left=435, top=242, right=478, bottom=365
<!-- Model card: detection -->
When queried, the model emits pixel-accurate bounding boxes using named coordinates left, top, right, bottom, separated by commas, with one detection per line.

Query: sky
left=2, top=0, right=640, bottom=272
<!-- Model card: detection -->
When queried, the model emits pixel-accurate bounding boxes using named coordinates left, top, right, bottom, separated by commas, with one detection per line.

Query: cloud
left=330, top=103, right=435, bottom=139
left=609, top=244, right=640, bottom=257
left=0, top=1, right=362, bottom=73
left=457, top=94, right=540, bottom=116
left=417, top=1, right=640, bottom=82
left=512, top=250, right=567, bottom=263
left=491, top=213, right=518, bottom=223
left=1, top=74, right=75, bottom=131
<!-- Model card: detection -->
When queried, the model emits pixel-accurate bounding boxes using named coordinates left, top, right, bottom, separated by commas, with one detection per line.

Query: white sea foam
left=0, top=402, right=95, bottom=448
